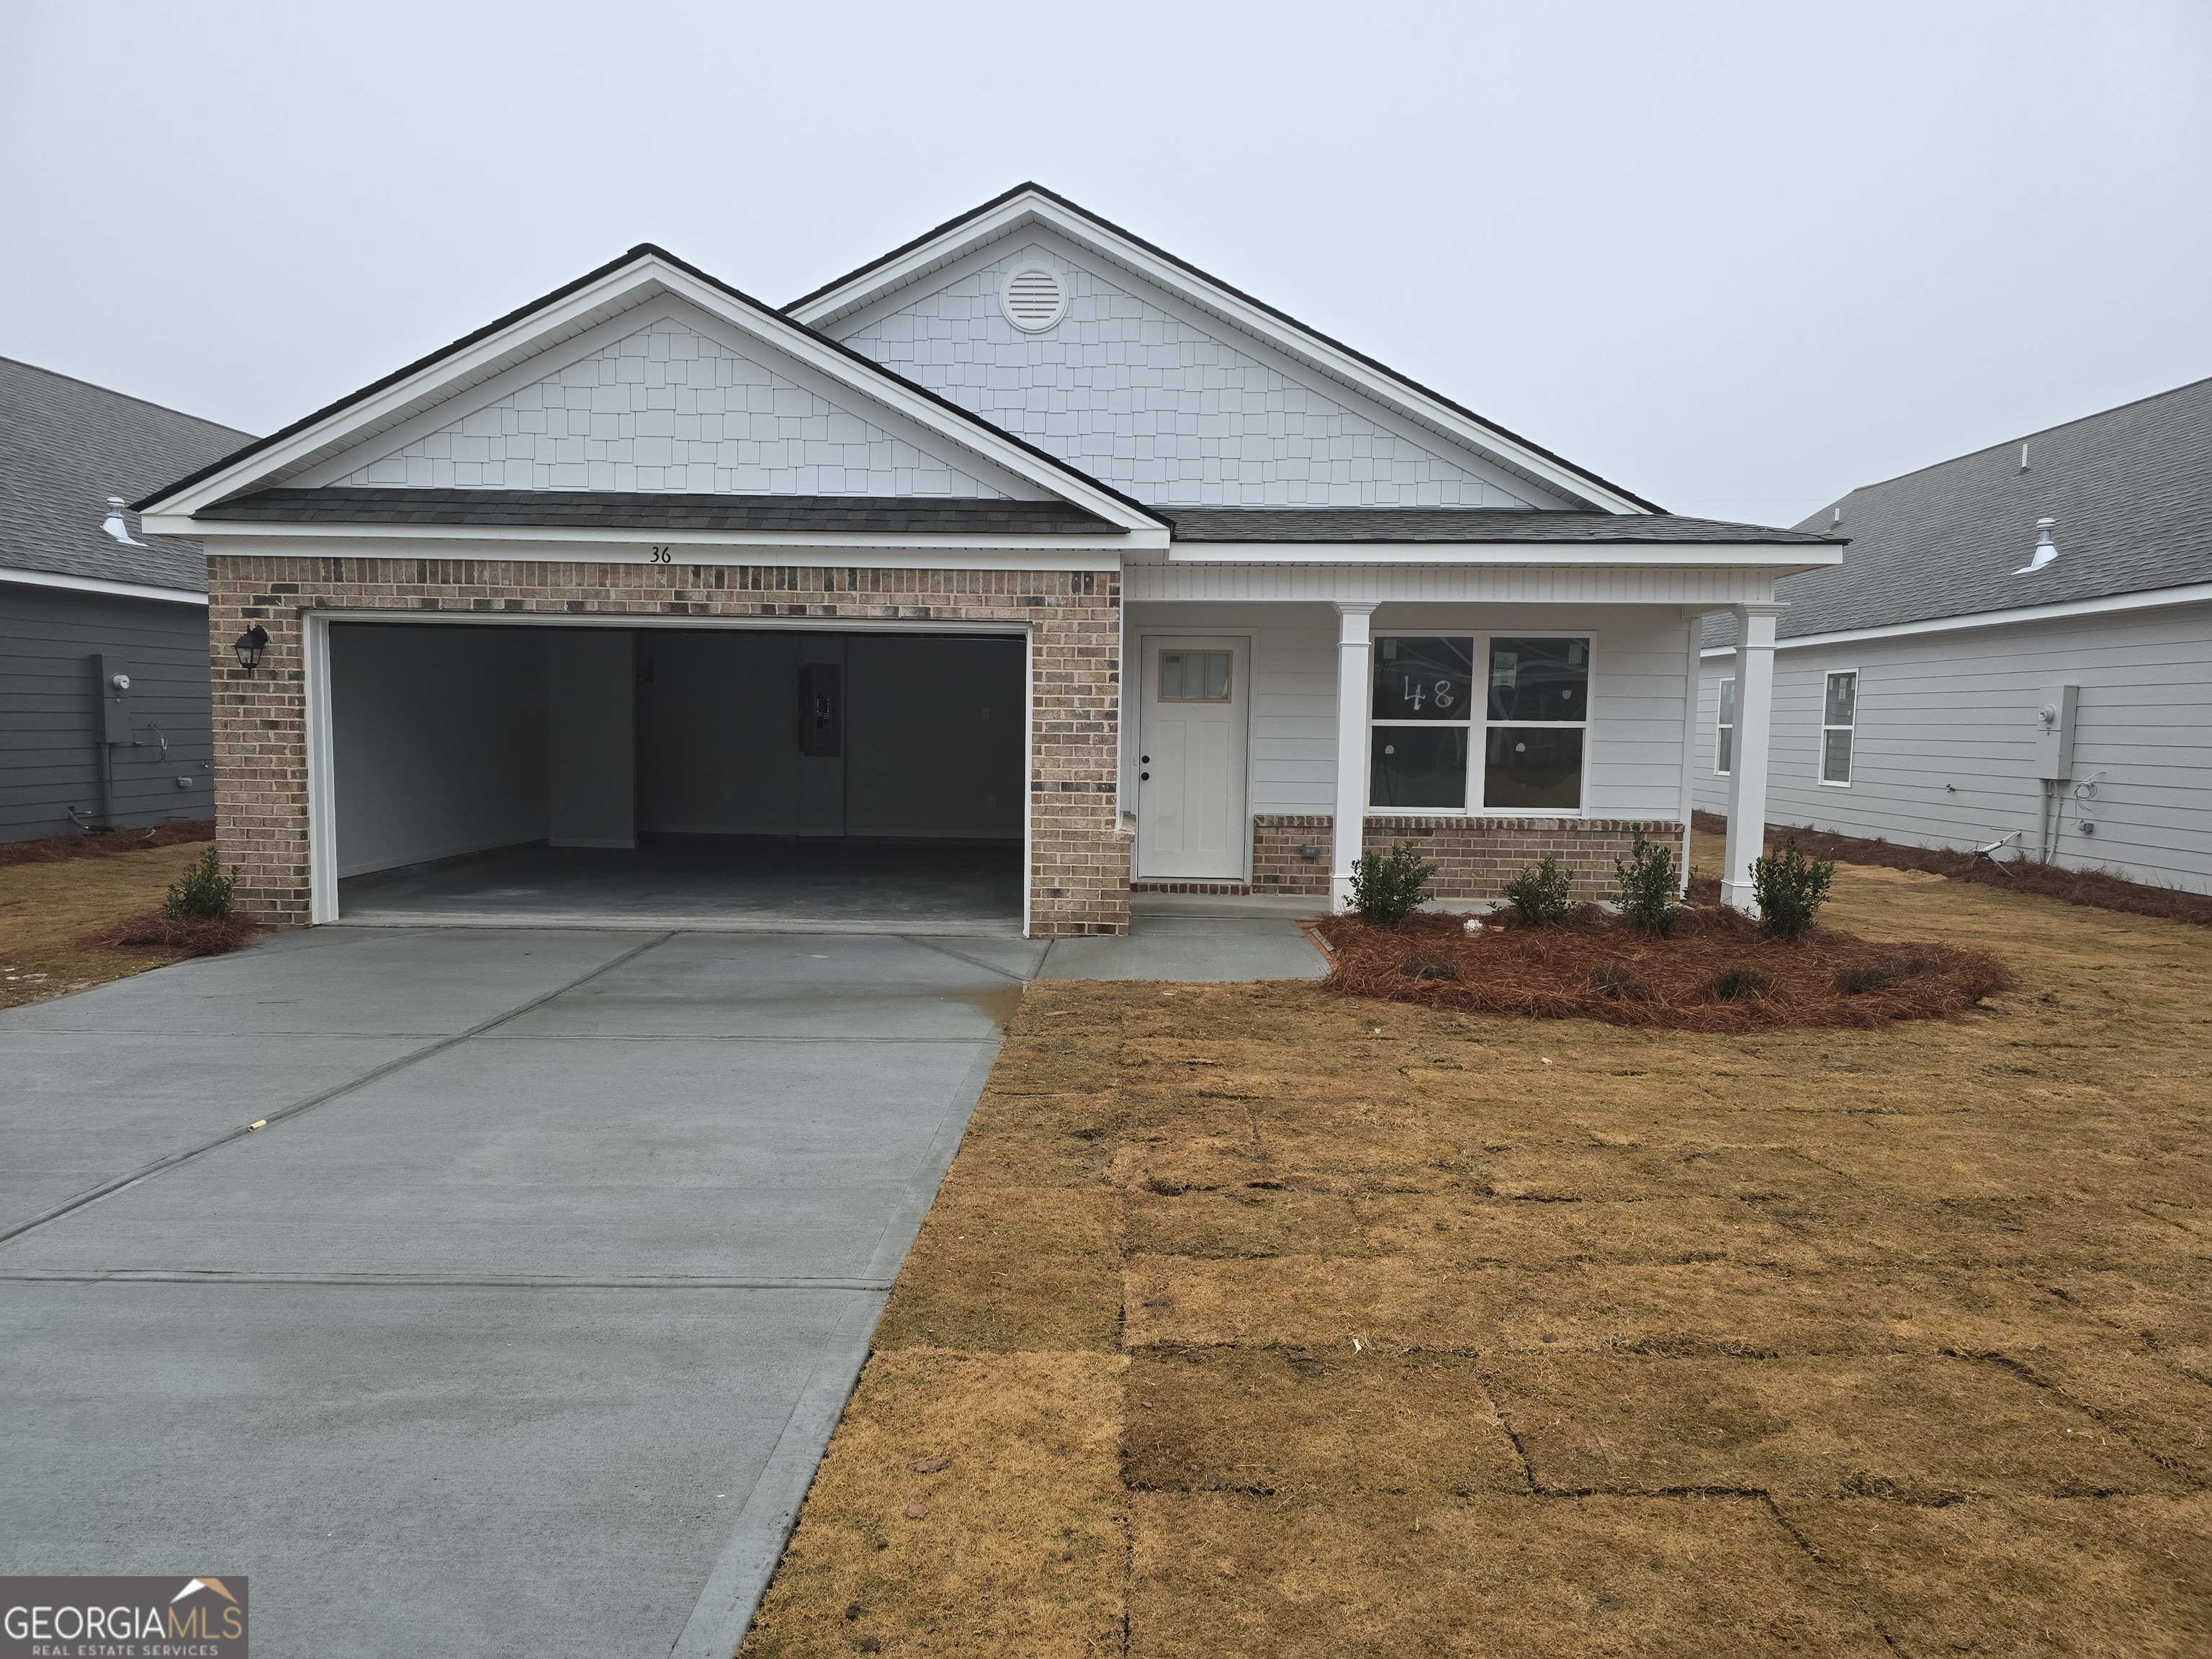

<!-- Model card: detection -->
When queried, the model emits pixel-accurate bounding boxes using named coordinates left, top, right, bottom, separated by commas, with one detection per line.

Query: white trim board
left=193, top=526, right=1146, bottom=567
left=0, top=565, right=207, bottom=606
left=1696, top=582, right=2212, bottom=657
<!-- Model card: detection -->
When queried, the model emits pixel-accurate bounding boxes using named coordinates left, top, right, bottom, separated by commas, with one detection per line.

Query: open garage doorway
left=322, top=621, right=1028, bottom=933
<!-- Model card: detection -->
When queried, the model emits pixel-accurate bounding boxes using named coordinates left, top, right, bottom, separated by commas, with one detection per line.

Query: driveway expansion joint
left=0, top=930, right=675, bottom=1248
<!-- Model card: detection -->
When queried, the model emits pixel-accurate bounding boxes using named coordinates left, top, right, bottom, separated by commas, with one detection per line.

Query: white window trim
left=1367, top=631, right=1596, bottom=818
left=1819, top=667, right=1858, bottom=788
left=1714, top=675, right=1735, bottom=778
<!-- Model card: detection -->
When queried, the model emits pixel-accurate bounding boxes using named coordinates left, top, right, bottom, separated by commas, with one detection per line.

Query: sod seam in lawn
left=742, top=858, right=2212, bottom=1658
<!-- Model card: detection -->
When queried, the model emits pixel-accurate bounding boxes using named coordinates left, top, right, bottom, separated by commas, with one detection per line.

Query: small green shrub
left=1588, top=963, right=1650, bottom=1002
left=1502, top=855, right=1574, bottom=927
left=1349, top=842, right=1436, bottom=927
left=1398, top=951, right=1457, bottom=981
left=1710, top=966, right=1772, bottom=1002
left=163, top=847, right=238, bottom=920
left=1751, top=837, right=1836, bottom=939
left=1835, top=956, right=1931, bottom=994
left=1613, top=832, right=1681, bottom=936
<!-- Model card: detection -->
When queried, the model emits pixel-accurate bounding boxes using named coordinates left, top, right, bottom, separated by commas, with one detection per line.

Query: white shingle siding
left=837, top=249, right=1539, bottom=510
left=1695, top=601, right=2212, bottom=893
left=339, top=320, right=1004, bottom=498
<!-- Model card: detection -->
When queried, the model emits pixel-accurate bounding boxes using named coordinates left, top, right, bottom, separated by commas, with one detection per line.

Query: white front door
left=1136, top=636, right=1249, bottom=880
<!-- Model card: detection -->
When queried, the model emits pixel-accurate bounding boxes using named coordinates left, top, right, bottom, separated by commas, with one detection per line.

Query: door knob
left=1141, top=755, right=1150, bottom=763
left=1141, top=772, right=1150, bottom=781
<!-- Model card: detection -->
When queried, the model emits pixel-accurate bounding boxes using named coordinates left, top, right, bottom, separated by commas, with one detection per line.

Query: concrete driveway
left=0, top=912, right=1322, bottom=1656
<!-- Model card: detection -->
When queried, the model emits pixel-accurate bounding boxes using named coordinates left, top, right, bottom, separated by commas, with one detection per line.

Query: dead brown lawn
left=741, top=851, right=2212, bottom=1658
left=0, top=840, right=224, bottom=1008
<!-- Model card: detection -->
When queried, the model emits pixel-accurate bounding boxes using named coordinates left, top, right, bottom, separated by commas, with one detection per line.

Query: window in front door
left=1159, top=649, right=1232, bottom=702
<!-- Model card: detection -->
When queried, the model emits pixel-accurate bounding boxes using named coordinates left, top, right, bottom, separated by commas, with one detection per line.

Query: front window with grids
left=1368, top=636, right=1589, bottom=812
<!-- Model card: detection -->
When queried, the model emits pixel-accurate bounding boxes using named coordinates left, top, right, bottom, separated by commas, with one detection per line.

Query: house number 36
left=644, top=545, right=673, bottom=563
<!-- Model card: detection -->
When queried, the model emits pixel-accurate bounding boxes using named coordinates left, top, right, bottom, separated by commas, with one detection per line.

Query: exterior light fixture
left=233, top=625, right=270, bottom=670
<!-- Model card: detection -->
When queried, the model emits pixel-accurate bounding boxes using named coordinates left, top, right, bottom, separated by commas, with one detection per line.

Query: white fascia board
left=788, top=194, right=1650, bottom=516
left=1163, top=540, right=1840, bottom=570
left=187, top=525, right=1146, bottom=571
left=147, top=254, right=1160, bottom=534
left=0, top=565, right=206, bottom=605
left=1696, top=580, right=2212, bottom=657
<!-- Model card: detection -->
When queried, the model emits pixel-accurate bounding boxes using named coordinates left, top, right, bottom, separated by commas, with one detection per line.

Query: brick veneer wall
left=206, top=554, right=1127, bottom=936
left=1251, top=813, right=1678, bottom=902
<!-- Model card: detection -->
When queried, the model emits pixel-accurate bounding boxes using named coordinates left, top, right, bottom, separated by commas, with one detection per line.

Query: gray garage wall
left=0, top=584, right=215, bottom=842
left=846, top=635, right=1024, bottom=837
left=331, top=625, right=551, bottom=876
left=547, top=631, right=636, bottom=848
left=636, top=630, right=1022, bottom=839
left=1694, top=600, right=2212, bottom=893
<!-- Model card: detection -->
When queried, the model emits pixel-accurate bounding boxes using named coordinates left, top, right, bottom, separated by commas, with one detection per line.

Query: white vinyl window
left=1369, top=635, right=1589, bottom=812
left=1821, top=670, right=1858, bottom=786
left=1714, top=677, right=1735, bottom=776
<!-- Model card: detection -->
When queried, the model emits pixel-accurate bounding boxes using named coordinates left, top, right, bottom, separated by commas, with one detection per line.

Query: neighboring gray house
left=1698, top=375, right=2212, bottom=893
left=0, top=357, right=252, bottom=840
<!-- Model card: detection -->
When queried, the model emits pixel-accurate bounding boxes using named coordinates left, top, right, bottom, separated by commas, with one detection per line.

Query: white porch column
left=1720, top=602, right=1786, bottom=914
left=1329, top=602, right=1378, bottom=911
left=1676, top=609, right=1711, bottom=897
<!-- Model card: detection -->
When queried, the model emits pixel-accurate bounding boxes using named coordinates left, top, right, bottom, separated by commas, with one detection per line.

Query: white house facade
left=136, top=186, right=1838, bottom=935
left=1697, top=377, right=2212, bottom=894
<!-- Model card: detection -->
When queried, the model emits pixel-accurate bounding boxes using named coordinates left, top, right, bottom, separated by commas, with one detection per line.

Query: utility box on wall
left=94, top=654, right=133, bottom=745
left=2034, top=683, right=2079, bottom=781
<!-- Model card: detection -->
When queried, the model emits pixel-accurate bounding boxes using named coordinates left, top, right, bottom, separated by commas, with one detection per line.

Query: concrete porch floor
left=338, top=835, right=1027, bottom=935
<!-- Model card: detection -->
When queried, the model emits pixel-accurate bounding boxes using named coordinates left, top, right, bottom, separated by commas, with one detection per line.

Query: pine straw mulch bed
left=1312, top=906, right=2013, bottom=1032
left=0, top=819, right=215, bottom=868
left=1691, top=809, right=2212, bottom=928
left=77, top=911, right=263, bottom=958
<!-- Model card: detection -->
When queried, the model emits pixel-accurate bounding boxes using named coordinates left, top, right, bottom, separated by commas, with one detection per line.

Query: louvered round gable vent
left=1000, top=264, right=1068, bottom=333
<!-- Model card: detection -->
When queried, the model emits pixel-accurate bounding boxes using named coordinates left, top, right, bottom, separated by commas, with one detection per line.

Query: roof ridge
left=1826, top=371, right=2212, bottom=506
left=0, top=354, right=253, bottom=440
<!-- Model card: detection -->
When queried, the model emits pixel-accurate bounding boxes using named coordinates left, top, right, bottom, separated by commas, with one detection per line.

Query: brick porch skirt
left=1251, top=814, right=1678, bottom=902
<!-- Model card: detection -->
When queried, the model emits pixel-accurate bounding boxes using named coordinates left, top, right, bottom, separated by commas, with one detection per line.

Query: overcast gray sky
left=3, top=1, right=2206, bottom=525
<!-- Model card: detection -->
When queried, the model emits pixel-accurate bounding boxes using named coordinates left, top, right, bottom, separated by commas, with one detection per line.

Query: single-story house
left=135, top=184, right=1839, bottom=935
left=1697, top=375, right=2212, bottom=894
left=1, top=356, right=251, bottom=841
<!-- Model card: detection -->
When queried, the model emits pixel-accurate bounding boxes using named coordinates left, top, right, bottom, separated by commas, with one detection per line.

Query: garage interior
left=328, top=624, right=1027, bottom=932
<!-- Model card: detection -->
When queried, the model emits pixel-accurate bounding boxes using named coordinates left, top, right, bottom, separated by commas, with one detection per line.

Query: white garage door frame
left=300, top=609, right=1037, bottom=935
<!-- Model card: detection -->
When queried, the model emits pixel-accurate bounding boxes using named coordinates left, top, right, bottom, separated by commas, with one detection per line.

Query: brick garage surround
left=207, top=554, right=1127, bottom=935
left=1251, top=813, right=1678, bottom=902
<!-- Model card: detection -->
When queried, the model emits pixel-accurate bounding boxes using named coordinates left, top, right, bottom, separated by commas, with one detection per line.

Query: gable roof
left=1706, top=374, right=2212, bottom=646
left=136, top=244, right=1165, bottom=534
left=1, top=356, right=250, bottom=593
left=783, top=183, right=1663, bottom=516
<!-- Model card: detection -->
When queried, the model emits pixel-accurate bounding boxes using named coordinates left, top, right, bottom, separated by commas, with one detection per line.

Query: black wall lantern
left=233, top=625, right=269, bottom=671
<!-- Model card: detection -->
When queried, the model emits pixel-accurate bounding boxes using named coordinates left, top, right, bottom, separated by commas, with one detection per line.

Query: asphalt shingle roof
left=0, top=356, right=251, bottom=593
left=201, top=487, right=1118, bottom=536
left=1164, top=508, right=1834, bottom=545
left=1706, top=375, right=2212, bottom=646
